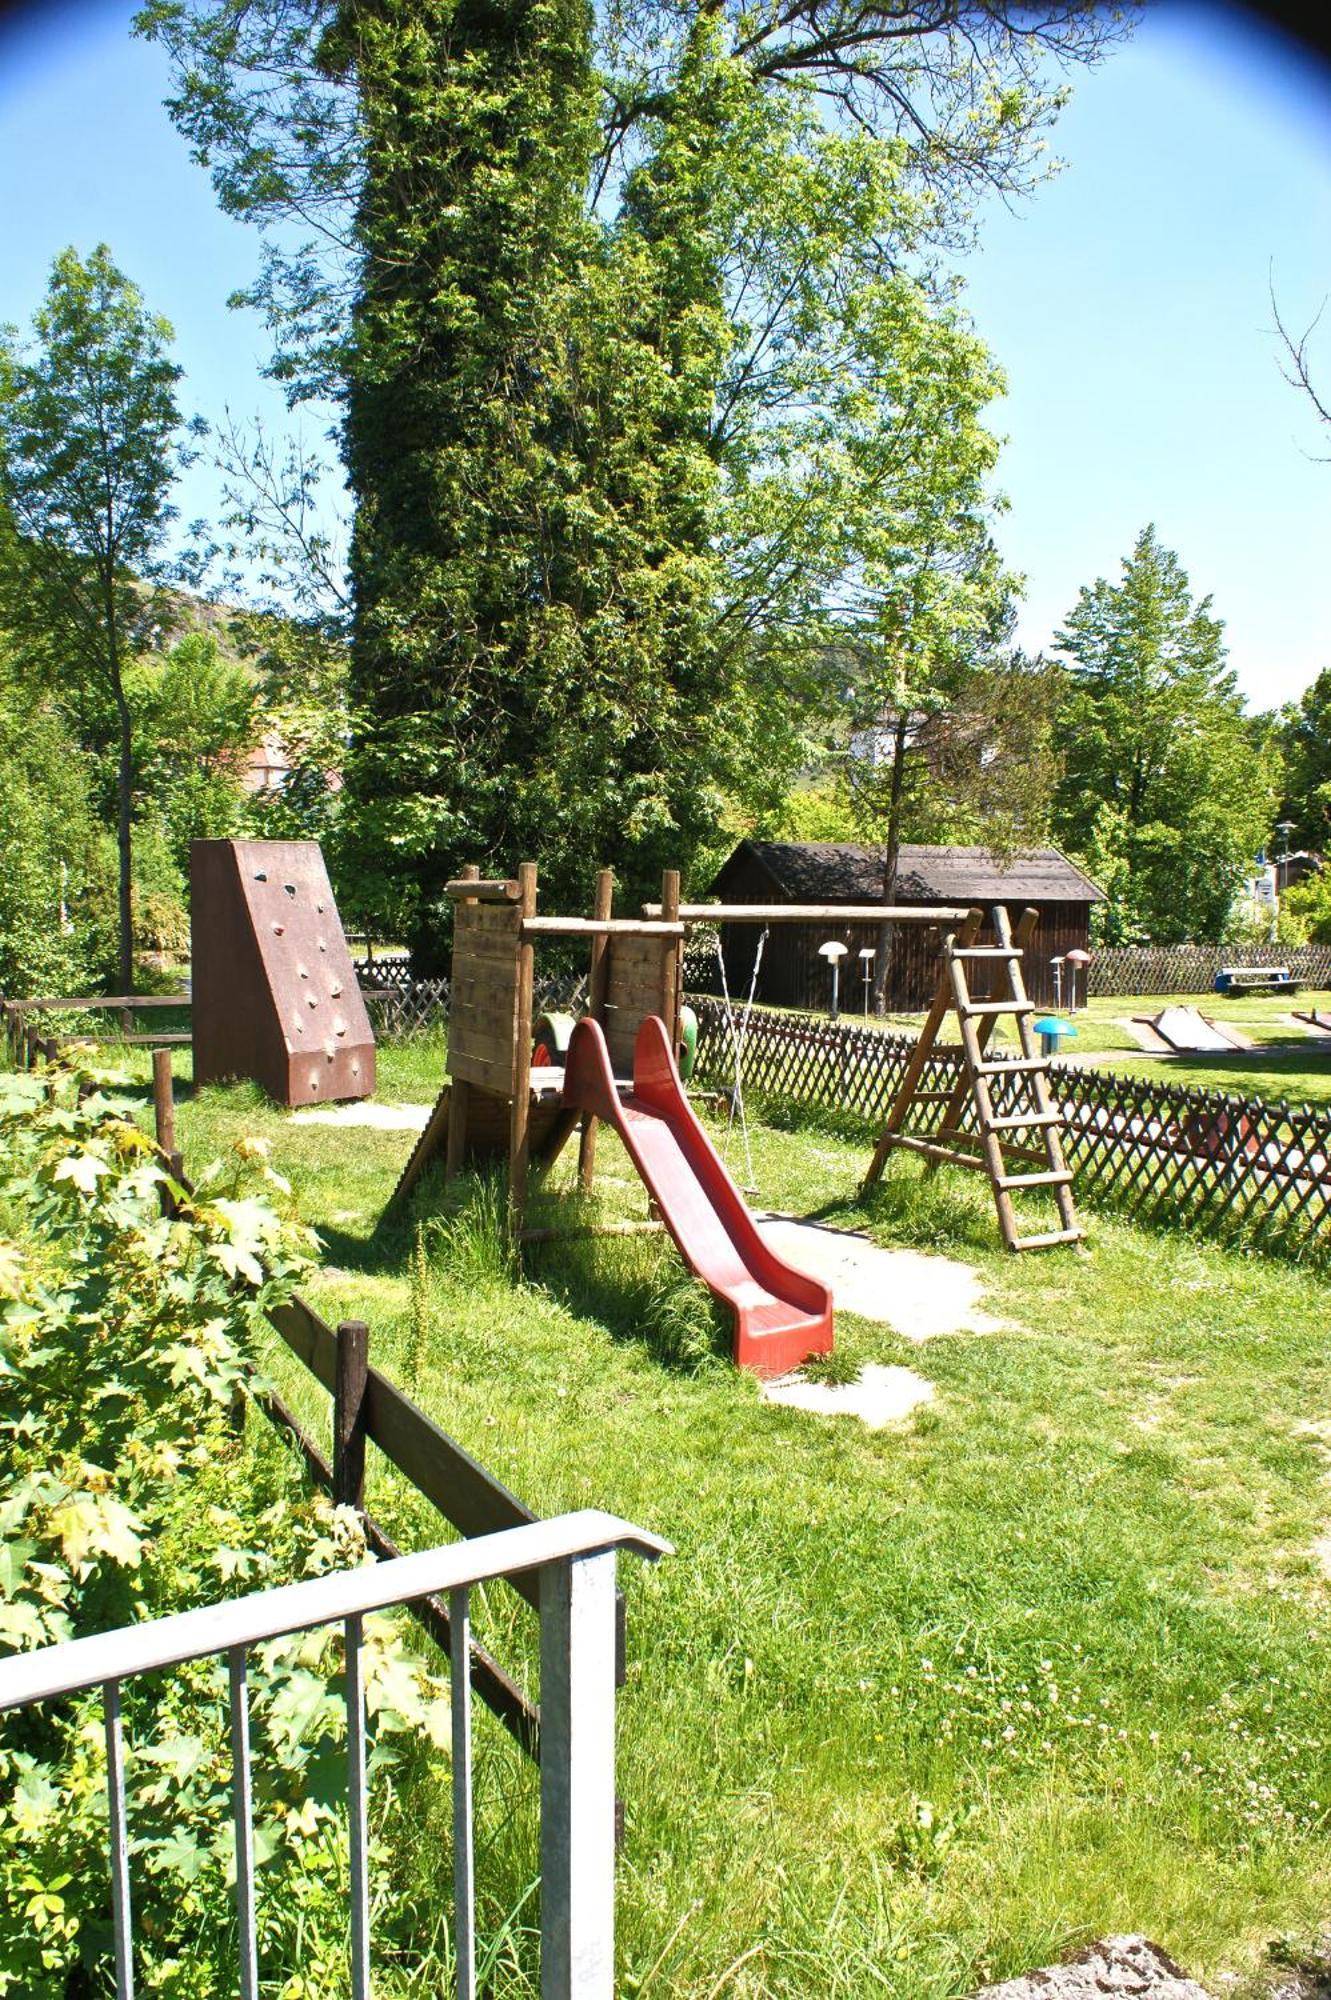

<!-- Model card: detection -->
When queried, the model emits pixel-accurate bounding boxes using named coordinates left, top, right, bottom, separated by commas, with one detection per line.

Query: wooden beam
left=659, top=870, right=681, bottom=1050
left=24, top=994, right=191, bottom=1011
left=443, top=877, right=520, bottom=902
left=640, top=902, right=972, bottom=925
left=509, top=862, right=537, bottom=1237
left=521, top=917, right=684, bottom=938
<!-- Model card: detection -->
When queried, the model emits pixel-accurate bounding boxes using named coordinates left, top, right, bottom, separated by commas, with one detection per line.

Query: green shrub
left=0, top=1062, right=454, bottom=1996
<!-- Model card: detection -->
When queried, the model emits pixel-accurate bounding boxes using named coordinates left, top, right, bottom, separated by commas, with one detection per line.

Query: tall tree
left=139, top=0, right=1131, bottom=925
left=1050, top=527, right=1276, bottom=942
left=0, top=247, right=195, bottom=990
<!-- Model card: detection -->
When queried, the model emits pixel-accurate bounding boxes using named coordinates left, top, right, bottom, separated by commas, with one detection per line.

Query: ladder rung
left=961, top=1000, right=1034, bottom=1017
left=883, top=1133, right=986, bottom=1171
left=951, top=947, right=1023, bottom=960
left=976, top=1057, right=1046, bottom=1075
left=1011, top=1229, right=1084, bottom=1250
left=986, top=1109, right=1062, bottom=1132
left=911, top=1089, right=964, bottom=1102
left=997, top=1169, right=1072, bottom=1189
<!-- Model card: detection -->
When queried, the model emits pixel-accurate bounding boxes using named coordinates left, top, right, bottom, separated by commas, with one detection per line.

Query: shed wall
left=701, top=852, right=1092, bottom=1011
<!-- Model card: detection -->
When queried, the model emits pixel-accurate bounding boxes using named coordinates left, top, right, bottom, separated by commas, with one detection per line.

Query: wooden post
left=446, top=867, right=480, bottom=1185
left=578, top=871, right=614, bottom=1192
left=659, top=870, right=681, bottom=1054
left=539, top=1550, right=619, bottom=1999
left=152, top=1047, right=176, bottom=1159
left=334, top=1319, right=371, bottom=1514
left=509, top=862, right=538, bottom=1238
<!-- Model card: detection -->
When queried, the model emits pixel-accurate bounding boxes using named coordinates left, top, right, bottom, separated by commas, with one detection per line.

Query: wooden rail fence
left=689, top=995, right=1331, bottom=1266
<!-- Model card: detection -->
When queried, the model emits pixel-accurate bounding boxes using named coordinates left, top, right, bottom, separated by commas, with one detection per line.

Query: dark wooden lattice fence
left=355, top=968, right=588, bottom=1038
left=689, top=995, right=1331, bottom=1265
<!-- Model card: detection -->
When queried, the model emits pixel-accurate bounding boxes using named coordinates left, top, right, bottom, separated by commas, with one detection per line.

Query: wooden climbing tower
left=863, top=905, right=1082, bottom=1252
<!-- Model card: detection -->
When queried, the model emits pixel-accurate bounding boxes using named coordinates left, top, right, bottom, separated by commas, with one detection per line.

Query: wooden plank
left=25, top=993, right=191, bottom=1011
left=444, top=878, right=520, bottom=902
left=387, top=1085, right=451, bottom=1211
left=643, top=903, right=973, bottom=925
left=880, top=1133, right=988, bottom=1172
left=268, top=1293, right=338, bottom=1393
left=522, top=918, right=684, bottom=938
left=509, top=862, right=537, bottom=1237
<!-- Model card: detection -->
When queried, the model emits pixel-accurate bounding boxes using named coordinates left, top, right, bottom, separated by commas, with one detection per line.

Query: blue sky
left=1, top=0, right=1329, bottom=713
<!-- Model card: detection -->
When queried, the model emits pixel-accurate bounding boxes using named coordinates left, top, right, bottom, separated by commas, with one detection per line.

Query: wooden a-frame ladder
left=863, top=905, right=1083, bottom=1252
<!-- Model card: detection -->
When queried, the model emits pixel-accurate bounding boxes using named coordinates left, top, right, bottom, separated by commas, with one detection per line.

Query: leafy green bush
left=0, top=1063, right=453, bottom=1996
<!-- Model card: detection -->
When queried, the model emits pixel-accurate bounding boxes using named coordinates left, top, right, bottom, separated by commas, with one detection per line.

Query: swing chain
left=714, top=924, right=767, bottom=1195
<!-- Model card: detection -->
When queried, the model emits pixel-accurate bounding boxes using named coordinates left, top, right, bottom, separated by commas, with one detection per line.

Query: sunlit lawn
left=65, top=1027, right=1331, bottom=1998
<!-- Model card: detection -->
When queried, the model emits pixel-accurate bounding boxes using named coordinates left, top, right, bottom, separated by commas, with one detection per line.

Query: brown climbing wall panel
left=447, top=899, right=523, bottom=1093
left=191, top=839, right=375, bottom=1107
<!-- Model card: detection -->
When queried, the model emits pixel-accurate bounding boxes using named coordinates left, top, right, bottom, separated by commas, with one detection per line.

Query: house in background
left=702, top=840, right=1107, bottom=1011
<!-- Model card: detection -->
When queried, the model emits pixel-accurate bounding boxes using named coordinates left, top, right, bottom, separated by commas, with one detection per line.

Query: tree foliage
left=1051, top=526, right=1277, bottom=942
left=0, top=654, right=114, bottom=997
left=1273, top=664, right=1331, bottom=854
left=138, top=0, right=1132, bottom=941
left=0, top=247, right=198, bottom=990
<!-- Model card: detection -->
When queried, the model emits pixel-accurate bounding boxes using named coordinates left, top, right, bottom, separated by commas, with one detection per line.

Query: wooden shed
left=701, top=841, right=1106, bottom=1011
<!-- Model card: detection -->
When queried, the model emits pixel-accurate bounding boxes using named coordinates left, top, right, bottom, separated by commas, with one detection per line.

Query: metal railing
left=0, top=1509, right=670, bottom=2000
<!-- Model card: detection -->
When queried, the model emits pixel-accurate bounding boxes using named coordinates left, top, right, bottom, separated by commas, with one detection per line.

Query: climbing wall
left=191, top=839, right=375, bottom=1106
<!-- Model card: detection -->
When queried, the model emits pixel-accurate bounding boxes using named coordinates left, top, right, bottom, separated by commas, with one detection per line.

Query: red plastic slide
left=561, top=1015, right=834, bottom=1377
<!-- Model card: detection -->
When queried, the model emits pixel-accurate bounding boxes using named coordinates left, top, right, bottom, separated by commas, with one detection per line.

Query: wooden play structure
left=388, top=862, right=835, bottom=1376
left=862, top=906, right=1082, bottom=1252
left=387, top=867, right=1081, bottom=1373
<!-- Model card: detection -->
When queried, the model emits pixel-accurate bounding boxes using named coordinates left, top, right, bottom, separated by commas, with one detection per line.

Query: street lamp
left=1050, top=955, right=1065, bottom=1009
left=1066, top=947, right=1091, bottom=1013
left=858, top=946, right=875, bottom=1017
left=819, top=940, right=849, bottom=1020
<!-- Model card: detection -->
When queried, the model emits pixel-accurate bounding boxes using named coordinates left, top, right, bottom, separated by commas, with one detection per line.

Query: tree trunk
left=871, top=717, right=909, bottom=1015
left=107, top=613, right=134, bottom=996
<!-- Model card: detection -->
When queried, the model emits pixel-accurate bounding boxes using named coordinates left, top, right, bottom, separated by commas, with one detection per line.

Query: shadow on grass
left=518, top=1190, right=732, bottom=1377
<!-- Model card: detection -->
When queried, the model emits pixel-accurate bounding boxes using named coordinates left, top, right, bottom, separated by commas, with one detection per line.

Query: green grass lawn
left=71, top=1029, right=1331, bottom=1997
left=837, top=989, right=1331, bottom=1109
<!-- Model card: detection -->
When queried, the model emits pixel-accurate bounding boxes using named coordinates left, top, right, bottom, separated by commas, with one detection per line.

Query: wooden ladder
left=863, top=905, right=1083, bottom=1253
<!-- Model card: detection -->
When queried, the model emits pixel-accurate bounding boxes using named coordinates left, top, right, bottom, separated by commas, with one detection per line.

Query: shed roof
left=713, top=840, right=1106, bottom=905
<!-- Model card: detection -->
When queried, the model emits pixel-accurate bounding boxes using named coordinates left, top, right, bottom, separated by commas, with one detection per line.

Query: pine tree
left=1051, top=527, right=1276, bottom=941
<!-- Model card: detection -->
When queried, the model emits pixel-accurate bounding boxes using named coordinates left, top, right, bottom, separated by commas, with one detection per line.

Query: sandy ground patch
left=755, top=1214, right=1009, bottom=1342
left=763, top=1363, right=935, bottom=1429
left=289, top=1101, right=431, bottom=1131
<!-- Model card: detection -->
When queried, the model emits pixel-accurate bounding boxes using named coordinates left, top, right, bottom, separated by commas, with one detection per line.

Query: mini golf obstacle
left=862, top=906, right=1083, bottom=1252
left=191, top=838, right=375, bottom=1107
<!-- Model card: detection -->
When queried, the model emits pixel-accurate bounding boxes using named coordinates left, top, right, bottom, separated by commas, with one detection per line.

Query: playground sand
left=288, top=1101, right=432, bottom=1131
left=754, top=1214, right=1010, bottom=1342
left=762, top=1362, right=935, bottom=1429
